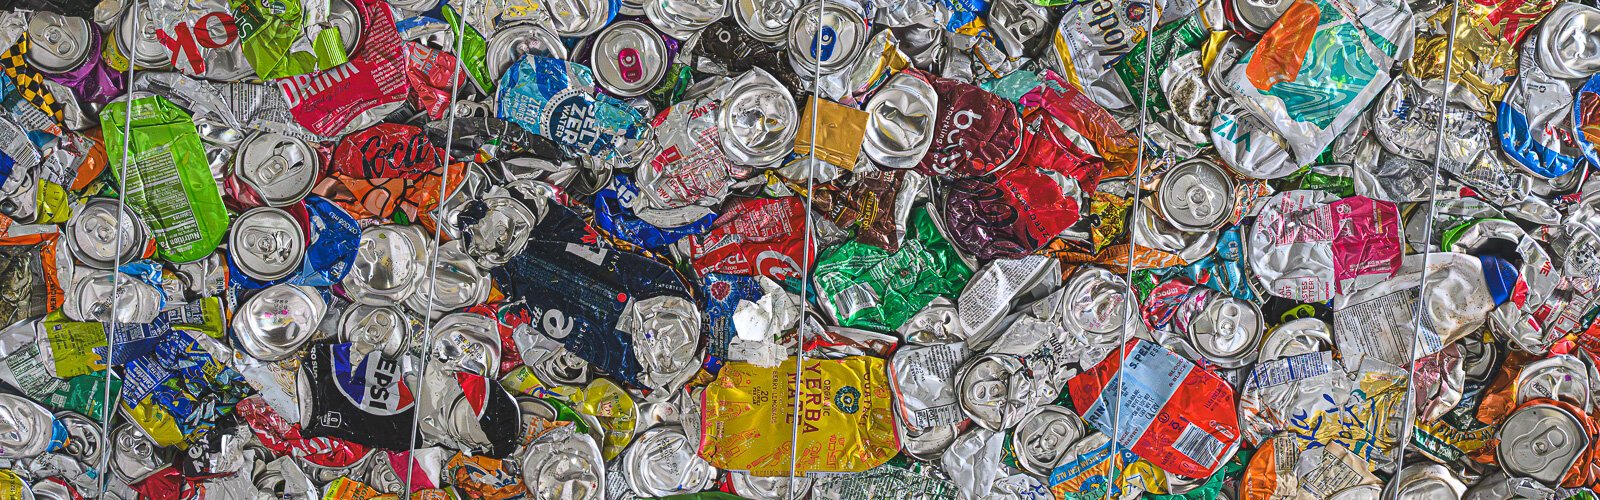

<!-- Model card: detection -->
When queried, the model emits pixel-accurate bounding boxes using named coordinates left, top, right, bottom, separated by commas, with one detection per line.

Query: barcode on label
left=1173, top=423, right=1224, bottom=468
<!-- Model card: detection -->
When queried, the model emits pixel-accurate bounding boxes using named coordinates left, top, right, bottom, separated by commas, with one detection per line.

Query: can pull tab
left=617, top=48, right=642, bottom=84
left=810, top=26, right=837, bottom=62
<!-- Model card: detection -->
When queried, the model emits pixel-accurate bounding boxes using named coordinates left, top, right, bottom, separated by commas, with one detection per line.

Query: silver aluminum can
left=785, top=2, right=867, bottom=77
left=643, top=0, right=727, bottom=40
left=1513, top=355, right=1591, bottom=411
left=232, top=284, right=328, bottom=361
left=621, top=425, right=718, bottom=497
left=426, top=312, right=503, bottom=378
left=955, top=352, right=1037, bottom=431
left=1011, top=405, right=1084, bottom=478
left=1255, top=317, right=1332, bottom=362
left=862, top=71, right=937, bottom=170
left=1537, top=3, right=1600, bottom=80
left=228, top=207, right=306, bottom=281
left=544, top=0, right=614, bottom=38
left=404, top=240, right=490, bottom=317
left=617, top=295, right=701, bottom=395
left=716, top=68, right=798, bottom=167
left=1496, top=402, right=1589, bottom=486
left=24, top=11, right=94, bottom=74
left=1155, top=158, right=1236, bottom=232
left=342, top=224, right=430, bottom=305
left=732, top=0, right=798, bottom=43
left=1060, top=266, right=1137, bottom=338
left=985, top=0, right=1050, bottom=58
left=462, top=197, right=538, bottom=268
left=339, top=304, right=409, bottom=357
left=109, top=423, right=172, bottom=484
left=53, top=411, right=104, bottom=466
left=65, top=197, right=150, bottom=270
left=527, top=345, right=591, bottom=387
left=234, top=131, right=320, bottom=207
left=114, top=2, right=172, bottom=70
left=327, top=0, right=365, bottom=56
left=484, top=23, right=567, bottom=88
left=1383, top=463, right=1467, bottom=500
left=0, top=394, right=53, bottom=461
left=1225, top=0, right=1292, bottom=37
left=1186, top=293, right=1264, bottom=369
left=590, top=21, right=669, bottom=98
left=728, top=470, right=813, bottom=499
left=521, top=425, right=606, bottom=500
left=64, top=269, right=162, bottom=324
left=898, top=297, right=965, bottom=345
left=898, top=421, right=958, bottom=462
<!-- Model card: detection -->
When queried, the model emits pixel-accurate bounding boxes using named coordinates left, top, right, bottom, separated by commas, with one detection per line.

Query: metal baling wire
left=1391, top=0, right=1462, bottom=475
left=1105, top=1, right=1159, bottom=498
left=789, top=0, right=826, bottom=496
left=402, top=0, right=474, bottom=496
left=98, top=0, right=142, bottom=495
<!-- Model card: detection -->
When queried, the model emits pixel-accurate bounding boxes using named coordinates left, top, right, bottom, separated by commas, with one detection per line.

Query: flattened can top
left=228, top=207, right=306, bottom=282
left=1155, top=157, right=1236, bottom=232
left=113, top=2, right=172, bottom=69
left=341, top=224, right=430, bottom=305
left=25, top=11, right=95, bottom=74
left=235, top=131, right=320, bottom=207
left=590, top=21, right=669, bottom=98
left=863, top=71, right=938, bottom=170
left=786, top=2, right=867, bottom=76
left=65, top=197, right=149, bottom=270
left=1496, top=402, right=1590, bottom=486
left=543, top=0, right=615, bottom=38
left=1224, top=0, right=1293, bottom=38
left=486, top=23, right=568, bottom=87
left=732, top=0, right=798, bottom=43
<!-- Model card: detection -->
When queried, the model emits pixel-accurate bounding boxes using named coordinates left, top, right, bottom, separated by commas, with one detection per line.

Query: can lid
left=65, top=197, right=149, bottom=270
left=732, top=0, right=798, bottom=43
left=716, top=68, right=798, bottom=167
left=1224, top=0, right=1292, bottom=37
left=644, top=0, right=727, bottom=39
left=1012, top=405, right=1084, bottom=478
left=622, top=426, right=717, bottom=497
left=520, top=426, right=606, bottom=500
left=590, top=21, right=669, bottom=98
left=24, top=12, right=95, bottom=74
left=235, top=132, right=319, bottom=207
left=1187, top=293, right=1265, bottom=369
left=114, top=3, right=172, bottom=69
left=338, top=304, right=409, bottom=357
left=228, top=207, right=307, bottom=281
left=427, top=312, right=503, bottom=378
left=232, top=284, right=328, bottom=361
left=1156, top=158, right=1237, bottom=232
left=341, top=224, right=430, bottom=305
left=545, top=0, right=614, bottom=38
left=485, top=23, right=567, bottom=90
left=1496, top=403, right=1590, bottom=485
left=326, top=0, right=365, bottom=57
left=863, top=72, right=938, bottom=169
left=785, top=2, right=867, bottom=76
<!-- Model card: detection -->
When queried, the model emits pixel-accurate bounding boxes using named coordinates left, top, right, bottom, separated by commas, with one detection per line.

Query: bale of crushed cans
left=5, top=0, right=1600, bottom=497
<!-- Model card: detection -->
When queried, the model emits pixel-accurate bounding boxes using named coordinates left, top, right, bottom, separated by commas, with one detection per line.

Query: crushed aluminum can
left=716, top=68, right=799, bottom=168
left=615, top=295, right=701, bottom=395
left=228, top=207, right=307, bottom=282
left=520, top=425, right=606, bottom=500
left=956, top=352, right=1038, bottom=431
left=484, top=23, right=568, bottom=87
left=1011, top=404, right=1085, bottom=478
left=338, top=304, right=409, bottom=357
left=1154, top=157, right=1236, bottom=232
left=23, top=11, right=94, bottom=74
left=644, top=0, right=725, bottom=40
left=404, top=240, right=490, bottom=317
left=64, top=197, right=150, bottom=270
left=233, top=131, right=320, bottom=207
left=785, top=2, right=868, bottom=77
left=1495, top=400, right=1591, bottom=486
left=620, top=425, right=717, bottom=497
left=426, top=312, right=502, bottom=377
left=862, top=71, right=937, bottom=170
left=112, top=2, right=172, bottom=70
left=341, top=224, right=430, bottom=306
left=731, top=0, right=798, bottom=43
left=109, top=422, right=173, bottom=484
left=589, top=21, right=669, bottom=98
left=1185, top=293, right=1265, bottom=369
left=232, top=284, right=327, bottom=361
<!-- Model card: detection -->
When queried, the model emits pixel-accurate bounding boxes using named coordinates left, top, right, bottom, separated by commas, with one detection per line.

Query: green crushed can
left=100, top=96, right=230, bottom=263
left=230, top=0, right=350, bottom=80
left=813, top=206, right=974, bottom=332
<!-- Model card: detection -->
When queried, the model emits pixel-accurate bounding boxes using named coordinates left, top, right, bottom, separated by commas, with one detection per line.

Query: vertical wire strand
left=1390, top=0, right=1461, bottom=474
left=97, top=0, right=142, bottom=494
left=1104, top=2, right=1159, bottom=498
left=787, top=0, right=825, bottom=496
left=401, top=0, right=472, bottom=495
